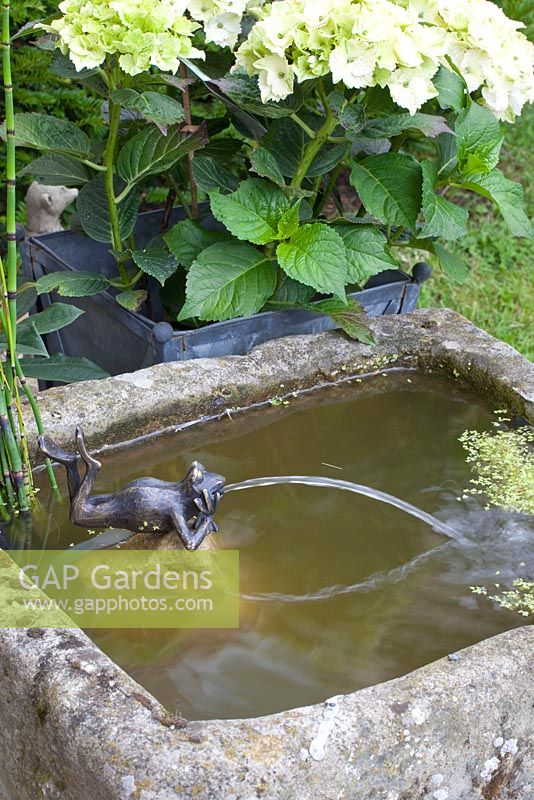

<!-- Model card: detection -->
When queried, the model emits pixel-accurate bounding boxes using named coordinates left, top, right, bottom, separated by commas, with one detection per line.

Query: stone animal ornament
left=39, top=427, right=225, bottom=551
left=25, top=182, right=78, bottom=237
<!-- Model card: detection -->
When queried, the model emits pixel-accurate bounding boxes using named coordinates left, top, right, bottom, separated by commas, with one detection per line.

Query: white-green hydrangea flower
left=235, top=0, right=534, bottom=121
left=188, top=0, right=257, bottom=49
left=44, top=0, right=204, bottom=74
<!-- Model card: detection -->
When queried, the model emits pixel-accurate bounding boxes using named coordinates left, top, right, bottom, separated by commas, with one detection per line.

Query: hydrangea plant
left=8, top=0, right=534, bottom=338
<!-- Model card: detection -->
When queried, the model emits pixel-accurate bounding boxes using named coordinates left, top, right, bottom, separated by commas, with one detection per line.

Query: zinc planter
left=21, top=207, right=430, bottom=377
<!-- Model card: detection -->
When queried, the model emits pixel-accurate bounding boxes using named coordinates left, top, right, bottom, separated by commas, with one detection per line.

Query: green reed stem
left=0, top=1, right=58, bottom=512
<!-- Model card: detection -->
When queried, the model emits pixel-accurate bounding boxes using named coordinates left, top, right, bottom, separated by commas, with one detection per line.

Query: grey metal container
left=21, top=207, right=429, bottom=377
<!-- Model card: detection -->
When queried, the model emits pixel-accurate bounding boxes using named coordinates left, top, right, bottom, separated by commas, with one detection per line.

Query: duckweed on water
left=459, top=420, right=534, bottom=515
left=472, top=580, right=534, bottom=618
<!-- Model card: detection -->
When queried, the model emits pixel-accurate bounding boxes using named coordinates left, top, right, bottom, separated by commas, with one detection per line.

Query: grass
left=420, top=105, right=533, bottom=361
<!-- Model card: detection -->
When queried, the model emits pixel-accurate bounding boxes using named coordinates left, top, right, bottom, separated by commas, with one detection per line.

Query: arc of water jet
left=225, top=476, right=461, bottom=541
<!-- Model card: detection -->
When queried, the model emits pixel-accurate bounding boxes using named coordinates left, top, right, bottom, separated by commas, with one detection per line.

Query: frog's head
left=184, top=461, right=225, bottom=501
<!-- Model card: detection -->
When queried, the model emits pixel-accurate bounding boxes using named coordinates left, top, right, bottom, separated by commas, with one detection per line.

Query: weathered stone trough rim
left=23, top=307, right=534, bottom=463
left=1, top=308, right=532, bottom=800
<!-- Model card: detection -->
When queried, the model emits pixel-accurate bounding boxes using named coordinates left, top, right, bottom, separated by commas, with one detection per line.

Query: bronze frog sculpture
left=39, top=427, right=225, bottom=550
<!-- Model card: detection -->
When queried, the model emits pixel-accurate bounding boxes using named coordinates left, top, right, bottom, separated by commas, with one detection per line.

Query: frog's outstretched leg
left=38, top=435, right=81, bottom=501
left=69, top=427, right=103, bottom=526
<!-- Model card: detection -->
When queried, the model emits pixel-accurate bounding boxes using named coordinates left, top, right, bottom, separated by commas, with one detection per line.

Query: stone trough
left=0, top=308, right=532, bottom=800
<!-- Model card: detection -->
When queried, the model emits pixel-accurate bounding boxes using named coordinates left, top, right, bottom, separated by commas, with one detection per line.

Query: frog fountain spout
left=39, top=427, right=225, bottom=550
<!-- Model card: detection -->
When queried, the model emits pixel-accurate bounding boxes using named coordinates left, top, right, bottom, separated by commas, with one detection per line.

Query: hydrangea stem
left=179, top=62, right=199, bottom=220
left=103, top=62, right=131, bottom=286
left=290, top=103, right=338, bottom=190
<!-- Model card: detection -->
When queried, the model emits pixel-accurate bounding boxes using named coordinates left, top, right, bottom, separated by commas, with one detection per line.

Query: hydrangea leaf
left=192, top=155, right=239, bottom=194
left=329, top=93, right=366, bottom=134
left=332, top=223, right=398, bottom=282
left=362, top=113, right=452, bottom=140
left=35, top=270, right=110, bottom=297
left=250, top=147, right=286, bottom=187
left=433, top=242, right=469, bottom=282
left=77, top=175, right=138, bottom=243
left=131, top=247, right=178, bottom=285
left=277, top=201, right=302, bottom=240
left=117, top=124, right=208, bottom=187
left=1, top=112, right=91, bottom=156
left=418, top=162, right=468, bottom=241
left=219, top=74, right=306, bottom=119
left=178, top=242, right=277, bottom=322
left=164, top=219, right=230, bottom=269
left=455, top=103, right=503, bottom=177
left=460, top=169, right=533, bottom=239
left=111, top=89, right=184, bottom=133
left=116, top=289, right=148, bottom=311
left=268, top=275, right=315, bottom=305
left=18, top=154, right=91, bottom=187
left=209, top=178, right=290, bottom=244
left=433, top=67, right=467, bottom=111
left=262, top=118, right=346, bottom=178
left=350, top=153, right=423, bottom=231
left=276, top=224, right=347, bottom=299
left=306, top=298, right=374, bottom=344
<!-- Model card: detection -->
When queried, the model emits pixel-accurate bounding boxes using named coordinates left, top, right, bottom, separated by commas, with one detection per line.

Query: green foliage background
left=419, top=0, right=534, bottom=360
left=497, top=0, right=534, bottom=39
left=1, top=0, right=103, bottom=220
left=1, top=0, right=532, bottom=355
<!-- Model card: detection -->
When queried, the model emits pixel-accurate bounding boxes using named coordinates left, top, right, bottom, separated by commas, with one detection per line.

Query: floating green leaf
left=276, top=224, right=347, bottom=299
left=179, top=242, right=277, bottom=321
